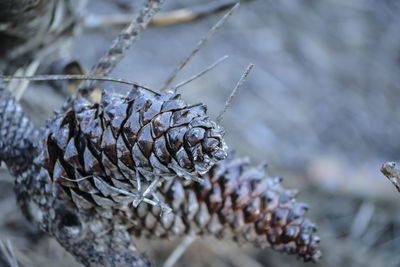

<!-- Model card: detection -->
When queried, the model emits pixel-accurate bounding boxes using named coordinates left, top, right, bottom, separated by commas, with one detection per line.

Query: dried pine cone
left=0, top=89, right=38, bottom=176
left=30, top=86, right=320, bottom=262
left=0, top=88, right=151, bottom=267
left=127, top=155, right=321, bottom=262
left=36, top=88, right=227, bottom=213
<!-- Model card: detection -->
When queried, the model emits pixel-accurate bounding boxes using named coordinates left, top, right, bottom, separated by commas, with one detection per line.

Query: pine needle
left=216, top=63, right=254, bottom=124
left=173, top=55, right=228, bottom=91
left=0, top=74, right=161, bottom=95
left=161, top=2, right=240, bottom=91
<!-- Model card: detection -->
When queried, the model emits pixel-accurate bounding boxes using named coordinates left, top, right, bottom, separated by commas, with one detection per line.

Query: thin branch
left=216, top=63, right=254, bottom=124
left=78, top=0, right=165, bottom=97
left=0, top=74, right=161, bottom=95
left=0, top=240, right=19, bottom=267
left=161, top=2, right=240, bottom=91
left=381, top=162, right=400, bottom=193
left=132, top=176, right=160, bottom=208
left=85, top=0, right=253, bottom=28
left=205, top=240, right=265, bottom=267
left=173, top=55, right=228, bottom=91
left=6, top=240, right=18, bottom=267
left=163, top=235, right=197, bottom=267
left=350, top=201, right=375, bottom=239
left=7, top=60, right=40, bottom=101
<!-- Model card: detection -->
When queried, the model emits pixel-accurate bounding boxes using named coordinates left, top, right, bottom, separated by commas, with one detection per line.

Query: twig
left=205, top=239, right=264, bottom=267
left=132, top=176, right=160, bottom=208
left=216, top=63, right=254, bottom=123
left=78, top=0, right=165, bottom=97
left=6, top=240, right=18, bottom=267
left=161, top=2, right=240, bottom=91
left=350, top=201, right=375, bottom=239
left=173, top=55, right=228, bottom=91
left=0, top=74, right=161, bottom=95
left=7, top=60, right=40, bottom=101
left=0, top=240, right=19, bottom=267
left=163, top=235, right=197, bottom=267
left=381, top=162, right=400, bottom=193
left=86, top=0, right=253, bottom=28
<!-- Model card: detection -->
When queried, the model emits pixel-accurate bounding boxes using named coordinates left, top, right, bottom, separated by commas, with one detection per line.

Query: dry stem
left=161, top=2, right=240, bottom=91
left=381, top=162, right=400, bottom=193
left=78, top=0, right=165, bottom=97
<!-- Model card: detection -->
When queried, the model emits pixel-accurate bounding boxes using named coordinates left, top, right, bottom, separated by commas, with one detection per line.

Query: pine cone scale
left=152, top=111, right=171, bottom=138
left=40, top=88, right=228, bottom=214
left=127, top=157, right=321, bottom=262
left=32, top=87, right=321, bottom=262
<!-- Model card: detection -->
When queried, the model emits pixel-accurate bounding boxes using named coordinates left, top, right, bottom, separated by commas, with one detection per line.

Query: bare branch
left=78, top=0, right=165, bottom=97
left=85, top=0, right=253, bottom=28
left=0, top=240, right=19, bottom=267
left=216, top=63, right=254, bottom=124
left=350, top=201, right=375, bottom=239
left=161, top=2, right=240, bottom=91
left=163, top=235, right=196, bottom=267
left=381, top=162, right=400, bottom=193
left=6, top=60, right=40, bottom=101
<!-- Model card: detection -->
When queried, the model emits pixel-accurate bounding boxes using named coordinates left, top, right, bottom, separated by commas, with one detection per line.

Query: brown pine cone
left=36, top=88, right=227, bottom=213
left=32, top=87, right=320, bottom=262
left=0, top=89, right=151, bottom=267
left=126, top=155, right=321, bottom=262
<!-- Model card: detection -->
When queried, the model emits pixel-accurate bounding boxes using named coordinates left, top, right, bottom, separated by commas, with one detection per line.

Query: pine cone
left=32, top=87, right=320, bottom=262
left=36, top=88, right=228, bottom=213
left=0, top=89, right=38, bottom=176
left=127, top=155, right=321, bottom=262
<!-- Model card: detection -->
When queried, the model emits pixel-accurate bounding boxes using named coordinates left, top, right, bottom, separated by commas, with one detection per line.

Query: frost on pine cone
left=36, top=87, right=227, bottom=213
left=127, top=155, right=321, bottom=262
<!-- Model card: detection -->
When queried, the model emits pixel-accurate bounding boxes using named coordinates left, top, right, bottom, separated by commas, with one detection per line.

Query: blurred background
left=1, top=0, right=400, bottom=266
